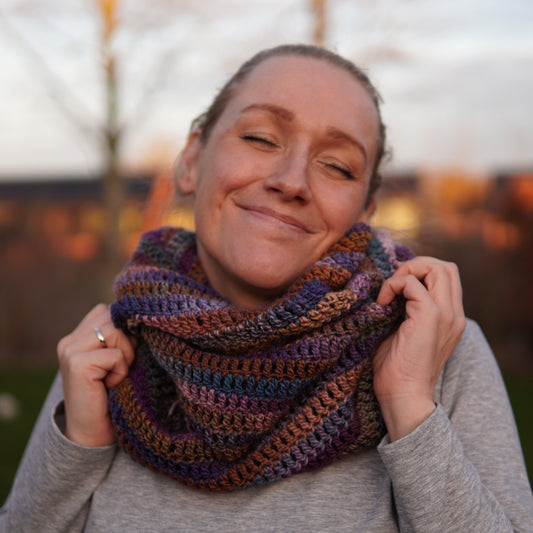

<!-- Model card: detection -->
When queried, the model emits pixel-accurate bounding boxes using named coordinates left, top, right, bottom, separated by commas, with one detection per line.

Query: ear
left=175, top=129, right=202, bottom=195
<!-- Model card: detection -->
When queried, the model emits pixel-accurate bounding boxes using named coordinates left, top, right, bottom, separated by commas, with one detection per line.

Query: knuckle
left=445, top=312, right=466, bottom=346
left=406, top=273, right=418, bottom=284
left=446, top=261, right=460, bottom=276
left=57, top=334, right=72, bottom=358
left=93, top=303, right=109, bottom=317
left=455, top=313, right=467, bottom=335
left=394, top=262, right=410, bottom=275
left=62, top=351, right=85, bottom=373
left=57, top=337, right=67, bottom=356
left=104, top=328, right=121, bottom=349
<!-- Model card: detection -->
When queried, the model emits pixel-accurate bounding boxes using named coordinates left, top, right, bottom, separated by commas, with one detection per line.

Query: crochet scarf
left=109, top=223, right=412, bottom=492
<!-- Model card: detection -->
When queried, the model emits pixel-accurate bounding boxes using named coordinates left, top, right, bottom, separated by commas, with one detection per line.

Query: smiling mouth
left=241, top=205, right=311, bottom=233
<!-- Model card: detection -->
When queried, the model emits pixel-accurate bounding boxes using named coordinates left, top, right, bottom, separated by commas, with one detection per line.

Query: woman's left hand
left=373, top=257, right=466, bottom=441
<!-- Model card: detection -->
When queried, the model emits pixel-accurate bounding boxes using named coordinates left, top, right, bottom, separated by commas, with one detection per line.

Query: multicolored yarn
left=109, top=223, right=413, bottom=492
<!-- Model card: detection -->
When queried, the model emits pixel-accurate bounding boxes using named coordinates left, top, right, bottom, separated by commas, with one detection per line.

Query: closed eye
left=240, top=134, right=277, bottom=147
left=325, top=163, right=355, bottom=180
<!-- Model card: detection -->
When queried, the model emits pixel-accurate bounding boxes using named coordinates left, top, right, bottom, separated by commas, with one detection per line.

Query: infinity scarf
left=109, top=223, right=412, bottom=492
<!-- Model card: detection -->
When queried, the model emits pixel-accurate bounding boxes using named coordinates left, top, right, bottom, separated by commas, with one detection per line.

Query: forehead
left=221, top=55, right=380, bottom=142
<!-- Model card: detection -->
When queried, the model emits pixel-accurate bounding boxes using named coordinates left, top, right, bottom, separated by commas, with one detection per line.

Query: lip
left=240, top=205, right=312, bottom=233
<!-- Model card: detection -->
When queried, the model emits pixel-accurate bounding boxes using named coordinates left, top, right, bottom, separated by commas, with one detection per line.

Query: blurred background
left=1, top=0, right=532, bottom=503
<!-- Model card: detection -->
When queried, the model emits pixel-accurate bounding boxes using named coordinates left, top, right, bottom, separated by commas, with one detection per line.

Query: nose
left=264, top=151, right=312, bottom=203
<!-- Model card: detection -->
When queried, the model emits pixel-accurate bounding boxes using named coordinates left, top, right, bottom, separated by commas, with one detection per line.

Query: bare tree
left=98, top=0, right=123, bottom=276
left=0, top=1, right=203, bottom=286
left=311, top=0, right=327, bottom=46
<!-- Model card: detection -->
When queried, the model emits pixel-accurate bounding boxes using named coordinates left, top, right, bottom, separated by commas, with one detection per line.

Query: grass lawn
left=0, top=367, right=532, bottom=506
left=504, top=374, right=533, bottom=485
left=0, top=367, right=57, bottom=506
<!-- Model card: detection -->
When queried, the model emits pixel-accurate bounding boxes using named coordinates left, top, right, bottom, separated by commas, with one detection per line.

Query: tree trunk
left=312, top=0, right=327, bottom=46
left=101, top=41, right=124, bottom=296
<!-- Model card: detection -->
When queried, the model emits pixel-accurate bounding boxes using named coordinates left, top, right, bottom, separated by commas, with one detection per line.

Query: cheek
left=192, top=155, right=251, bottom=230
left=193, top=160, right=230, bottom=209
left=196, top=150, right=253, bottom=196
left=317, top=185, right=369, bottom=231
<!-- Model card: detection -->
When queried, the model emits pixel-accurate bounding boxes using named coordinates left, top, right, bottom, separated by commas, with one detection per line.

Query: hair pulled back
left=191, top=44, right=387, bottom=203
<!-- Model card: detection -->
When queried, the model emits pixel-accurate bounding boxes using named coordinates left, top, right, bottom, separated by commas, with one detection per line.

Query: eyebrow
left=240, top=103, right=294, bottom=121
left=240, top=103, right=367, bottom=162
left=325, top=127, right=367, bottom=164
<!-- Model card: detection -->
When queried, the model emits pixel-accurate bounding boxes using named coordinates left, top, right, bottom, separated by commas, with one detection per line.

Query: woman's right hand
left=57, top=303, right=136, bottom=447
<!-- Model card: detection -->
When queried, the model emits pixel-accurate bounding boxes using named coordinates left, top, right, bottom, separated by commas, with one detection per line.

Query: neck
left=197, top=247, right=288, bottom=309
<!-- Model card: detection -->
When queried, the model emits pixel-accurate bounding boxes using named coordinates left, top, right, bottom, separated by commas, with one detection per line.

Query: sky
left=1, top=0, right=532, bottom=180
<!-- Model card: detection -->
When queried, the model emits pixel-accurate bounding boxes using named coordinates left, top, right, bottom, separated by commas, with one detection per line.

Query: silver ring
left=94, top=327, right=107, bottom=348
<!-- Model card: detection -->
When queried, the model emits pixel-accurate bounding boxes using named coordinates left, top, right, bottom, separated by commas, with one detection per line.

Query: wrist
left=378, top=395, right=436, bottom=442
left=65, top=427, right=116, bottom=447
left=64, top=417, right=116, bottom=447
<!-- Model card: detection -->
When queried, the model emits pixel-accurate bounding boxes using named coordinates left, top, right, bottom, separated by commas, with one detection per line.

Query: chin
left=235, top=258, right=301, bottom=287
left=243, top=272, right=295, bottom=293
left=231, top=268, right=300, bottom=306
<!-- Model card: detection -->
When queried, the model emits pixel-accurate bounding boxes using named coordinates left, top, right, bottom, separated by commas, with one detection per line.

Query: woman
left=1, top=44, right=532, bottom=532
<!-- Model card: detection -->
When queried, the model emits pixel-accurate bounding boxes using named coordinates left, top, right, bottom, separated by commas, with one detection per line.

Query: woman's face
left=178, top=55, right=380, bottom=307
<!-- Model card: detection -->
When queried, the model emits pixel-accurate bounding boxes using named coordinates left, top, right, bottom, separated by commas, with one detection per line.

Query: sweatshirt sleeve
left=0, top=373, right=117, bottom=533
left=377, top=320, right=533, bottom=533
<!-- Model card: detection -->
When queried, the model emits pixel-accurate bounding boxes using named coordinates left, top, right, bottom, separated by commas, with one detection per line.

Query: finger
left=386, top=258, right=454, bottom=310
left=391, top=259, right=466, bottom=347
left=101, top=349, right=132, bottom=388
left=402, top=258, right=465, bottom=334
left=77, top=310, right=117, bottom=345
left=63, top=324, right=136, bottom=365
left=377, top=274, right=436, bottom=312
left=91, top=322, right=136, bottom=365
left=441, top=261, right=466, bottom=339
left=396, top=257, right=452, bottom=297
left=62, top=347, right=131, bottom=389
left=77, top=303, right=109, bottom=329
left=77, top=309, right=113, bottom=337
left=442, top=261, right=464, bottom=317
left=58, top=304, right=109, bottom=355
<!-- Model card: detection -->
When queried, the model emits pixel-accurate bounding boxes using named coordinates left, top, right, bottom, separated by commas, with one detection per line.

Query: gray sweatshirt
left=1, top=320, right=532, bottom=532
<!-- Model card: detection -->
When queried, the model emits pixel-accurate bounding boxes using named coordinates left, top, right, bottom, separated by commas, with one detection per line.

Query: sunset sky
left=1, top=0, right=532, bottom=179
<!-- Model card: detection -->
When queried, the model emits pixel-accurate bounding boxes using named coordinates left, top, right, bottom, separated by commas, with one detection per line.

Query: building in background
left=1, top=170, right=532, bottom=374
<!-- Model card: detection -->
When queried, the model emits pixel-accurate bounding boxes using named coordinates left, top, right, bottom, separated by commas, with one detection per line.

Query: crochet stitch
left=109, top=223, right=413, bottom=492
